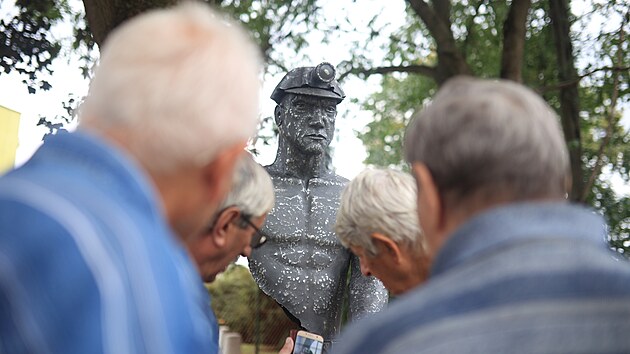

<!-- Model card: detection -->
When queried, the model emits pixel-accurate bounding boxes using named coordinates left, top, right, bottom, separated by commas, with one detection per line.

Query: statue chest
left=263, top=177, right=344, bottom=245
left=248, top=175, right=352, bottom=326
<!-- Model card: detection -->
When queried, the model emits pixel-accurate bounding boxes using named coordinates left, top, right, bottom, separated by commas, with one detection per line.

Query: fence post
left=255, top=288, right=261, bottom=354
left=223, top=333, right=242, bottom=354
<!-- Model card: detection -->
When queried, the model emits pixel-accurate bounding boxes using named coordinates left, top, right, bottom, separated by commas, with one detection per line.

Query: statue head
left=272, top=63, right=345, bottom=156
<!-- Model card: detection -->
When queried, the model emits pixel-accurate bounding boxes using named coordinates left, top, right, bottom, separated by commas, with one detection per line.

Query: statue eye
left=293, top=102, right=306, bottom=110
left=324, top=106, right=336, bottom=114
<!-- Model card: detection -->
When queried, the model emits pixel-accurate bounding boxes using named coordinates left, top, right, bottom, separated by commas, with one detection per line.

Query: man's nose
left=307, top=109, right=326, bottom=128
left=360, top=261, right=372, bottom=277
left=241, top=244, right=252, bottom=258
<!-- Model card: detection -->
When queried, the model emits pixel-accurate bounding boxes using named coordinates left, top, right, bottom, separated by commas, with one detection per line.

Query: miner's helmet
left=270, top=62, right=345, bottom=104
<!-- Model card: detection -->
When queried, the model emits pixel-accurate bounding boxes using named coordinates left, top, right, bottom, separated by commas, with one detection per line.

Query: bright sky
left=1, top=0, right=628, bottom=194
left=0, top=65, right=87, bottom=166
left=0, top=0, right=89, bottom=168
left=0, top=0, right=406, bottom=180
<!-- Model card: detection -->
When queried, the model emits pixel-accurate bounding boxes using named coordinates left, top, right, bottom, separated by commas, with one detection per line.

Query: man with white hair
left=332, top=77, right=630, bottom=353
left=0, top=3, right=260, bottom=353
left=187, top=154, right=275, bottom=283
left=335, top=168, right=428, bottom=295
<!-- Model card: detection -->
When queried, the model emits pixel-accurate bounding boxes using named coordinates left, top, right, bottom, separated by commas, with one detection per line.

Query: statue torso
left=249, top=171, right=350, bottom=339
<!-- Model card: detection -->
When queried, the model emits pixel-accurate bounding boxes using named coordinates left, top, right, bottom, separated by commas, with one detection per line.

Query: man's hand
left=279, top=337, right=294, bottom=354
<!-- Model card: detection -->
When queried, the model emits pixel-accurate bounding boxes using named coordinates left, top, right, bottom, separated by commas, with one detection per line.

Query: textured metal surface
left=251, top=65, right=388, bottom=351
left=249, top=174, right=388, bottom=347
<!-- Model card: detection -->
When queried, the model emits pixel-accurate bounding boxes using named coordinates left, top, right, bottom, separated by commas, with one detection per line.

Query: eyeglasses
left=240, top=214, right=268, bottom=249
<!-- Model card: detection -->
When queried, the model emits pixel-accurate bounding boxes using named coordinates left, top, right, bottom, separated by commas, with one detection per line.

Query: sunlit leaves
left=355, top=0, right=630, bottom=254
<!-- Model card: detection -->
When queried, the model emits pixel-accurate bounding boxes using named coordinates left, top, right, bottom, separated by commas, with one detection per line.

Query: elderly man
left=187, top=154, right=274, bottom=283
left=335, top=168, right=428, bottom=295
left=0, top=3, right=260, bottom=353
left=249, top=63, right=387, bottom=350
left=333, top=77, right=630, bottom=354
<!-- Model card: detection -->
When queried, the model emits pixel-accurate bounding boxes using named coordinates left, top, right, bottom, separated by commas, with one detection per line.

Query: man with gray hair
left=332, top=77, right=630, bottom=354
left=335, top=168, right=428, bottom=295
left=187, top=153, right=275, bottom=283
left=0, top=3, right=260, bottom=353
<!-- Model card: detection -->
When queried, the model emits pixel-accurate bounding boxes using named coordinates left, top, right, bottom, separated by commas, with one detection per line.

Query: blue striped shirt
left=0, top=131, right=218, bottom=354
left=333, top=202, right=630, bottom=354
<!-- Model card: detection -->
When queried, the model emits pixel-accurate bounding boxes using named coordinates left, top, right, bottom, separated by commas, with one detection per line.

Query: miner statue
left=248, top=63, right=388, bottom=352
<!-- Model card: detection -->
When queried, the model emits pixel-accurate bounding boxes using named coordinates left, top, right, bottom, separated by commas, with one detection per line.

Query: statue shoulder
left=331, top=173, right=349, bottom=184
left=264, top=165, right=302, bottom=187
left=263, top=163, right=277, bottom=174
left=311, top=173, right=348, bottom=187
left=264, top=163, right=292, bottom=179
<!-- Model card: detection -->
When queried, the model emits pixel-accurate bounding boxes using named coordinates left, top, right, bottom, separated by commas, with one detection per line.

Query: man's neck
left=271, top=139, right=332, bottom=180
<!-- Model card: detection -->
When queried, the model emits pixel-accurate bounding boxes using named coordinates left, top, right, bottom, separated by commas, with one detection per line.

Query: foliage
left=352, top=0, right=630, bottom=254
left=206, top=264, right=295, bottom=345
left=1, top=0, right=94, bottom=138
left=36, top=95, right=81, bottom=139
left=240, top=343, right=277, bottom=354
left=215, top=0, right=320, bottom=72
left=214, top=0, right=324, bottom=154
left=361, top=74, right=435, bottom=169
left=1, top=0, right=323, bottom=140
left=0, top=0, right=68, bottom=93
left=2, top=0, right=630, bottom=253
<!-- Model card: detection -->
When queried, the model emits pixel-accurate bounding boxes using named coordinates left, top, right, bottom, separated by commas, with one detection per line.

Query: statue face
left=278, top=94, right=337, bottom=156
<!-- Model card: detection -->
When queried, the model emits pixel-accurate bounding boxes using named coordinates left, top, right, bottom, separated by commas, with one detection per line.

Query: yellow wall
left=0, top=105, right=20, bottom=173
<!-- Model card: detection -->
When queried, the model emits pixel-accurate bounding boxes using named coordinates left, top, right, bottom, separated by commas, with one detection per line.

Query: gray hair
left=79, top=2, right=261, bottom=173
left=335, top=168, right=424, bottom=256
left=218, top=154, right=275, bottom=220
left=404, top=76, right=569, bottom=209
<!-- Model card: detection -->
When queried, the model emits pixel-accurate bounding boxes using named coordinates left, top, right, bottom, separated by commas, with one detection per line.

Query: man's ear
left=274, top=105, right=284, bottom=128
left=412, top=162, right=446, bottom=254
left=211, top=206, right=241, bottom=248
left=202, top=142, right=246, bottom=210
left=371, top=233, right=403, bottom=264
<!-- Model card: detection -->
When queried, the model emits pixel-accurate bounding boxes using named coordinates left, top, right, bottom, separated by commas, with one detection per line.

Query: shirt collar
left=431, top=202, right=608, bottom=276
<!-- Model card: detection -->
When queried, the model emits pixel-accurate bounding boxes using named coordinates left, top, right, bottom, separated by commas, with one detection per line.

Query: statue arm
left=347, top=254, right=389, bottom=322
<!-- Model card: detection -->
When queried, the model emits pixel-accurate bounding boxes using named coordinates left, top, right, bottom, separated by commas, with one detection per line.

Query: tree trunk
left=407, top=0, right=471, bottom=85
left=500, top=0, right=532, bottom=82
left=547, top=0, right=584, bottom=202
left=82, top=0, right=177, bottom=47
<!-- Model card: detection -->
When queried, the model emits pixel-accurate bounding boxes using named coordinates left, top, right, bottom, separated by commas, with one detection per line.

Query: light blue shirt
left=0, top=131, right=218, bottom=353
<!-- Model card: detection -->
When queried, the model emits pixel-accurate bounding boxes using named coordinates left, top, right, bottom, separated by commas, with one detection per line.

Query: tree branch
left=432, top=0, right=451, bottom=29
left=83, top=0, right=177, bottom=47
left=461, top=0, right=486, bottom=56
left=580, top=12, right=627, bottom=202
left=338, top=64, right=438, bottom=82
left=267, top=57, right=289, bottom=74
left=548, top=0, right=584, bottom=201
left=499, top=0, right=532, bottom=82
left=536, top=66, right=630, bottom=93
left=406, top=0, right=471, bottom=83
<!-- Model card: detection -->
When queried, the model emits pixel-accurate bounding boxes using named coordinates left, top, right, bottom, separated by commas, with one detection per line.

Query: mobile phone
left=292, top=330, right=324, bottom=354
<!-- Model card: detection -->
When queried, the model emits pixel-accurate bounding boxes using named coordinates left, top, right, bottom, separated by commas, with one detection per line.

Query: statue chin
left=296, top=141, right=328, bottom=156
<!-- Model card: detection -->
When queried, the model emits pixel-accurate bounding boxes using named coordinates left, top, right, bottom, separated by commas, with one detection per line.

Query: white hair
left=404, top=76, right=570, bottom=209
left=218, top=153, right=274, bottom=219
left=335, top=168, right=424, bottom=256
left=79, top=2, right=261, bottom=172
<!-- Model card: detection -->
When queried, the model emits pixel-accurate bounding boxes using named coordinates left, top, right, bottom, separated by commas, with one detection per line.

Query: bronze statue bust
left=248, top=63, right=388, bottom=351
